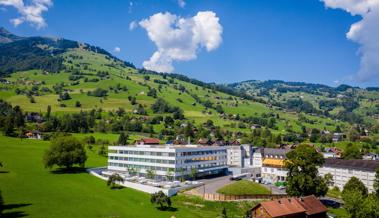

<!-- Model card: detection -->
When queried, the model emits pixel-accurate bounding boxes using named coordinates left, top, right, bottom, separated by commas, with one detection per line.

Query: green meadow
left=0, top=135, right=255, bottom=218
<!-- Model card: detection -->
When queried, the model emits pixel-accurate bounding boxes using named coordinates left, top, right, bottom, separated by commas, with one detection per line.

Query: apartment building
left=108, top=144, right=227, bottom=180
left=252, top=148, right=290, bottom=184
left=226, top=144, right=253, bottom=168
left=318, top=158, right=379, bottom=193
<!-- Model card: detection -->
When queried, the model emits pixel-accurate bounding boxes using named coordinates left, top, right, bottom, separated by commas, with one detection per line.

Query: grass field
left=217, top=180, right=271, bottom=196
left=0, top=135, right=256, bottom=218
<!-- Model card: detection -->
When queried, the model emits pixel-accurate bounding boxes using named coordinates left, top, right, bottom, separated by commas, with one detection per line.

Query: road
left=191, top=175, right=234, bottom=195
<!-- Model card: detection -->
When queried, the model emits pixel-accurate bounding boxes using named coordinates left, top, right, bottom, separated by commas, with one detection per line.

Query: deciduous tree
left=285, top=144, right=328, bottom=197
left=43, top=136, right=87, bottom=169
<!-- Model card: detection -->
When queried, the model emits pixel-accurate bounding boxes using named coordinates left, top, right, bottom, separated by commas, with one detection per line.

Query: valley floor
left=0, top=136, right=255, bottom=218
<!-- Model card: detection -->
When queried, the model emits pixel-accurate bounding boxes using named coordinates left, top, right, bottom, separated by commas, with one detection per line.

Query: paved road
left=189, top=176, right=287, bottom=196
left=191, top=175, right=234, bottom=195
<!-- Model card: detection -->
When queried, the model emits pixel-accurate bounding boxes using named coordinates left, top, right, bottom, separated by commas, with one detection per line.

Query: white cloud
left=178, top=0, right=185, bottom=8
left=129, top=20, right=138, bottom=30
left=139, top=11, right=223, bottom=73
left=0, top=0, right=52, bottom=29
left=114, top=47, right=121, bottom=53
left=321, top=0, right=379, bottom=82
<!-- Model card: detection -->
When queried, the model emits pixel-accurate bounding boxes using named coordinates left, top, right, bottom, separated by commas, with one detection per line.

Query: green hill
left=0, top=28, right=377, bottom=148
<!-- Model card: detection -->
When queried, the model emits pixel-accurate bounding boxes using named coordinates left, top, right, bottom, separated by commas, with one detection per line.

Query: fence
left=201, top=193, right=288, bottom=201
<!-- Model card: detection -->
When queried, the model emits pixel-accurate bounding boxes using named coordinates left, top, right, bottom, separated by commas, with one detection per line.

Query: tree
left=107, top=173, right=124, bottom=189
left=147, top=169, right=155, bottom=180
left=43, top=136, right=87, bottom=169
left=342, top=177, right=371, bottom=218
left=75, top=101, right=81, bottom=107
left=150, top=191, right=171, bottom=210
left=220, top=207, right=227, bottom=218
left=342, top=177, right=368, bottom=198
left=356, top=194, right=379, bottom=218
left=190, top=168, right=197, bottom=181
left=59, top=92, right=71, bottom=100
left=285, top=144, right=328, bottom=197
left=117, top=132, right=128, bottom=145
left=374, top=168, right=379, bottom=197
left=166, top=168, right=174, bottom=181
left=46, top=105, right=51, bottom=119
left=342, top=144, right=362, bottom=160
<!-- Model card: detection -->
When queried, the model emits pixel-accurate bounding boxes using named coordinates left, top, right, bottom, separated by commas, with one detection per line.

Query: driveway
left=190, top=175, right=234, bottom=195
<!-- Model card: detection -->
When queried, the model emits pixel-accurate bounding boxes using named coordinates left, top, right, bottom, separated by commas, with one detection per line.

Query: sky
left=0, top=0, right=378, bottom=87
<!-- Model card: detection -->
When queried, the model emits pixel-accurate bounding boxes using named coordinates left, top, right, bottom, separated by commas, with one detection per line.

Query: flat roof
left=109, top=144, right=226, bottom=150
left=323, top=158, right=379, bottom=172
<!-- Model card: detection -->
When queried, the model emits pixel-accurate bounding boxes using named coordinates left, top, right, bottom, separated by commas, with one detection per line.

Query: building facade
left=318, top=159, right=379, bottom=193
left=226, top=144, right=253, bottom=168
left=253, top=148, right=290, bottom=184
left=108, top=144, right=227, bottom=180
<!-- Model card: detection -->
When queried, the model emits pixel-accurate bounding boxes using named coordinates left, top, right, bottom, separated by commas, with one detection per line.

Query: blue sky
left=0, top=0, right=378, bottom=87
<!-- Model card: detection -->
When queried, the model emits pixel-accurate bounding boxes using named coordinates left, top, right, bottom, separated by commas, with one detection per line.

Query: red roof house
left=135, top=138, right=160, bottom=145
left=251, top=195, right=327, bottom=218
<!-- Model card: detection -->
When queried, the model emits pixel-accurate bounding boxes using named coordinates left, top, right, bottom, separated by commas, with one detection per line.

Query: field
left=216, top=180, right=271, bottom=196
left=0, top=135, right=256, bottom=218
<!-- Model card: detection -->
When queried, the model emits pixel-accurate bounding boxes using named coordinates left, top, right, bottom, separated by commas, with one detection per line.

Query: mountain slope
left=0, top=28, right=377, bottom=146
left=227, top=80, right=379, bottom=126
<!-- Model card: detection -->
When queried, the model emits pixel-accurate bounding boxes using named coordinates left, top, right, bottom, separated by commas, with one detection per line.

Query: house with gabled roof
left=251, top=195, right=327, bottom=218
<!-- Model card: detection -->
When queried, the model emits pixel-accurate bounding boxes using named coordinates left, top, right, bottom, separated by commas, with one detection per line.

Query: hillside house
left=135, top=138, right=160, bottom=145
left=25, top=130, right=42, bottom=139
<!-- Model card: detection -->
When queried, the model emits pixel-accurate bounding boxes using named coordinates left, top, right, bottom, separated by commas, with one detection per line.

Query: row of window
left=108, top=162, right=173, bottom=172
left=179, top=150, right=226, bottom=156
left=109, top=156, right=175, bottom=164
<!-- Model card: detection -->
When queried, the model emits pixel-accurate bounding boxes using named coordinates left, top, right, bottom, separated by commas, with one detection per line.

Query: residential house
left=25, top=130, right=42, bottom=139
left=332, top=133, right=343, bottom=142
left=251, top=195, right=327, bottom=218
left=135, top=138, right=160, bottom=145
left=362, top=153, right=378, bottom=160
left=318, top=158, right=379, bottom=193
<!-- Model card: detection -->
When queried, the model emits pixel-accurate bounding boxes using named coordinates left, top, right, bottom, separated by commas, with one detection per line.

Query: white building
left=252, top=148, right=290, bottom=184
left=226, top=144, right=252, bottom=168
left=108, top=144, right=227, bottom=180
left=319, top=159, right=379, bottom=193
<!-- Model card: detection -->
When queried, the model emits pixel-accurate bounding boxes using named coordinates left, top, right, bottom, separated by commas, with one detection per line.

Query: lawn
left=217, top=180, right=271, bottom=196
left=0, top=135, right=256, bottom=218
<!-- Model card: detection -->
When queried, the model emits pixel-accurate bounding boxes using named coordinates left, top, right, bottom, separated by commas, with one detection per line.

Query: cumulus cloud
left=0, top=0, right=53, bottom=29
left=114, top=47, right=121, bottom=53
left=178, top=0, right=185, bottom=8
left=129, top=20, right=138, bottom=30
left=321, top=0, right=379, bottom=82
left=139, top=11, right=223, bottom=73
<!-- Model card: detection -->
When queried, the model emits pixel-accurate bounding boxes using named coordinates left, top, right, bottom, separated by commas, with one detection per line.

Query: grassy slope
left=217, top=180, right=271, bottom=195
left=0, top=135, right=255, bottom=218
left=0, top=48, right=348, bottom=135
